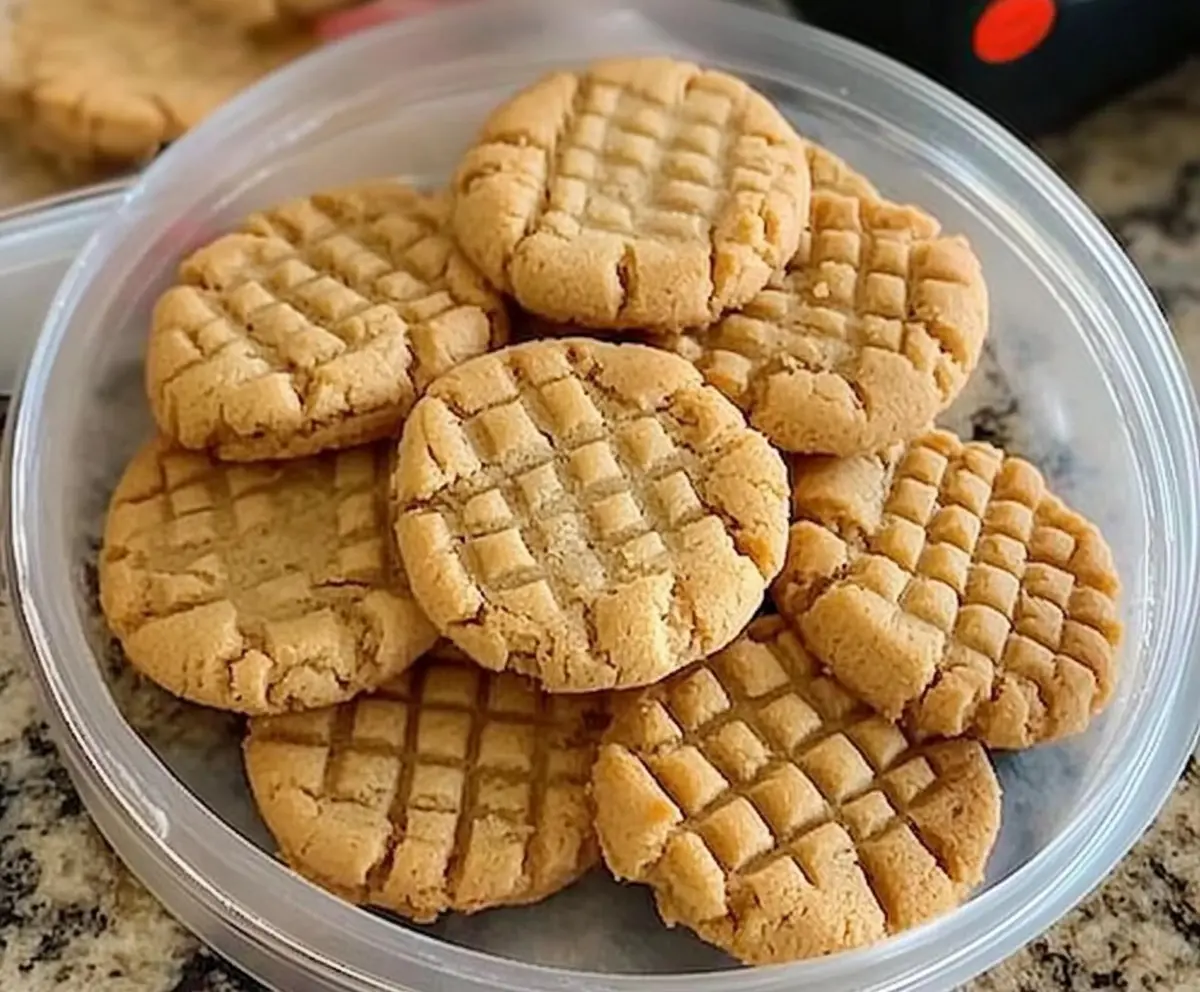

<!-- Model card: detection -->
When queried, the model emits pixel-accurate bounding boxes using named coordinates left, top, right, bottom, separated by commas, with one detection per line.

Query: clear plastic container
left=5, top=2, right=1200, bottom=990
left=0, top=182, right=122, bottom=390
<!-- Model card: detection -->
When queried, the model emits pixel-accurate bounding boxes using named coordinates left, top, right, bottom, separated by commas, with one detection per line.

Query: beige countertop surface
left=0, top=49, right=1197, bottom=992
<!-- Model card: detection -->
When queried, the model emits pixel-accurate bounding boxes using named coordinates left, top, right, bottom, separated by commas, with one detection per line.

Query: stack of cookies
left=97, top=56, right=1123, bottom=966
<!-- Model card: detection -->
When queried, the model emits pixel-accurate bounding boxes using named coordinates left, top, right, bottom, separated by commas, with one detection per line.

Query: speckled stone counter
left=0, top=54, right=1198, bottom=992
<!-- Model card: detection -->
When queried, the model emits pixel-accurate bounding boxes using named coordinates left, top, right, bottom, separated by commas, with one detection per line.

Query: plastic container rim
left=5, top=2, right=1200, bottom=990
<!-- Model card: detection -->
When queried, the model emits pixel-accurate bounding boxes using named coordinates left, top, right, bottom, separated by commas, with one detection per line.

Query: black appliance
left=790, top=0, right=1200, bottom=136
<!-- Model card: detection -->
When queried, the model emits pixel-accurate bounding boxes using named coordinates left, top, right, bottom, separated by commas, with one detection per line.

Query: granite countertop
left=1, top=53, right=1199, bottom=992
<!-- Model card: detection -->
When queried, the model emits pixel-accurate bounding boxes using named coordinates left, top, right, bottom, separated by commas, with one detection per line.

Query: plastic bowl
left=6, top=2, right=1200, bottom=990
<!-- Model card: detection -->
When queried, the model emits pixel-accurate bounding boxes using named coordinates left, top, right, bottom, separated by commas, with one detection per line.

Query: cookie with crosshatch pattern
left=146, top=181, right=508, bottom=462
left=391, top=338, right=790, bottom=693
left=243, top=645, right=610, bottom=920
left=665, top=143, right=988, bottom=456
left=773, top=429, right=1122, bottom=748
left=99, top=437, right=437, bottom=714
left=591, top=615, right=1001, bottom=964
left=452, top=56, right=810, bottom=332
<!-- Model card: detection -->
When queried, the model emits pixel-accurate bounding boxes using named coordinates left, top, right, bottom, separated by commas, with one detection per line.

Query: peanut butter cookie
left=453, top=57, right=810, bottom=332
left=244, top=646, right=609, bottom=920
left=99, top=437, right=437, bottom=714
left=667, top=144, right=988, bottom=456
left=592, top=615, right=1001, bottom=964
left=773, top=429, right=1122, bottom=748
left=392, top=339, right=790, bottom=693
left=146, top=181, right=508, bottom=461
left=0, top=0, right=312, bottom=168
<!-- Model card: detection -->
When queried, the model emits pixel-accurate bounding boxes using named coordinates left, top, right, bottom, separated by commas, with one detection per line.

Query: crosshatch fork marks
left=392, top=339, right=791, bottom=693
left=243, top=649, right=610, bottom=921
left=98, top=437, right=437, bottom=714
left=452, top=57, right=810, bottom=329
left=774, top=428, right=1123, bottom=748
left=592, top=615, right=1001, bottom=966
left=146, top=181, right=507, bottom=460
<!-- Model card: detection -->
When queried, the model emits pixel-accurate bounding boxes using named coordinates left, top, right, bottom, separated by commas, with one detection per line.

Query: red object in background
left=973, top=0, right=1058, bottom=64
left=317, top=0, right=451, bottom=40
left=795, top=0, right=1195, bottom=136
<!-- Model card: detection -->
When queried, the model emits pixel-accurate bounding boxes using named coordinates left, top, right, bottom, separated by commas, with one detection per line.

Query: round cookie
left=591, top=615, right=1001, bottom=965
left=99, top=437, right=438, bottom=714
left=773, top=429, right=1122, bottom=748
left=666, top=144, right=989, bottom=456
left=146, top=181, right=509, bottom=461
left=392, top=339, right=790, bottom=693
left=0, top=0, right=312, bottom=168
left=452, top=56, right=810, bottom=332
left=244, top=646, right=609, bottom=921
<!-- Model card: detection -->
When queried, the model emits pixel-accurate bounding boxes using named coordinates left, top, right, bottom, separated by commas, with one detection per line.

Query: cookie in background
left=0, top=0, right=314, bottom=170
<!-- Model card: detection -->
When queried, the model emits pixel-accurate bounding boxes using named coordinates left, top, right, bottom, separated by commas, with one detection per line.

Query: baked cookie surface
left=146, top=181, right=508, bottom=461
left=0, top=0, right=312, bottom=167
left=392, top=339, right=789, bottom=692
left=99, top=437, right=437, bottom=714
left=667, top=144, right=988, bottom=456
left=453, top=56, right=810, bottom=331
left=244, top=647, right=608, bottom=921
left=773, top=429, right=1122, bottom=748
left=591, top=615, right=1001, bottom=965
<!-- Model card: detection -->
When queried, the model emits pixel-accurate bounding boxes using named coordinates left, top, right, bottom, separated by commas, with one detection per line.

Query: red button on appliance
left=973, top=0, right=1058, bottom=64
